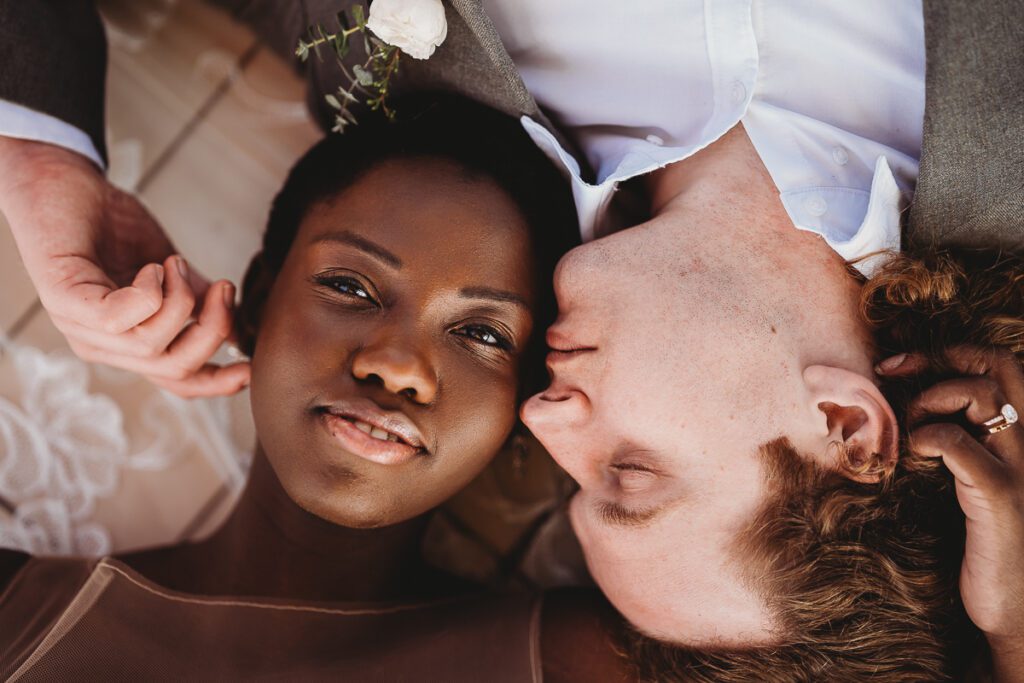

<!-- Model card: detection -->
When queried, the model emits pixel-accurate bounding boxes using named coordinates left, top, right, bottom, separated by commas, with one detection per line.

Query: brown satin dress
left=0, top=555, right=542, bottom=681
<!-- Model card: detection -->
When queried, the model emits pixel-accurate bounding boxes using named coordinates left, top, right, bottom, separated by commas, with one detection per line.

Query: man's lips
left=546, top=327, right=595, bottom=353
left=315, top=398, right=427, bottom=466
left=545, top=326, right=596, bottom=371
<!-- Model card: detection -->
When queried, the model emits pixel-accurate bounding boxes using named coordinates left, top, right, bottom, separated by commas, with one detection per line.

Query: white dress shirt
left=1, top=0, right=924, bottom=272
left=0, top=100, right=105, bottom=169
left=482, top=0, right=925, bottom=271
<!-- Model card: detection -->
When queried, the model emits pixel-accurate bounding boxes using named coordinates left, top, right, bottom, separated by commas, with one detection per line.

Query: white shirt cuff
left=0, top=99, right=105, bottom=170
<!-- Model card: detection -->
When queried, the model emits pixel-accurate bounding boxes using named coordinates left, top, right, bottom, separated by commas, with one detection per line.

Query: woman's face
left=250, top=158, right=537, bottom=528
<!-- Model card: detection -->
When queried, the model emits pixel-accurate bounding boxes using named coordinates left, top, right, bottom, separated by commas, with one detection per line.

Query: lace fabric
left=0, top=337, right=249, bottom=556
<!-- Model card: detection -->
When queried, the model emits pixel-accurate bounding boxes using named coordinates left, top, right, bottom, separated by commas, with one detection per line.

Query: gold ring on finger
left=982, top=403, right=1019, bottom=434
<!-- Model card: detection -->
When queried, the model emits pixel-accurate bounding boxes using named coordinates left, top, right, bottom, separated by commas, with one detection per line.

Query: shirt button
left=645, top=134, right=665, bottom=146
left=804, top=195, right=828, bottom=217
left=731, top=81, right=747, bottom=104
left=832, top=146, right=849, bottom=165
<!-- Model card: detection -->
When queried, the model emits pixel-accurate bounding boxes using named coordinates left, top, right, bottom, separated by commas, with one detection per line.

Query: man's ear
left=803, top=365, right=899, bottom=483
left=235, top=251, right=275, bottom=357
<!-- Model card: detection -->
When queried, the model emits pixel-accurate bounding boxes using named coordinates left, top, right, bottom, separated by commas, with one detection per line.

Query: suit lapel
left=442, top=0, right=538, bottom=115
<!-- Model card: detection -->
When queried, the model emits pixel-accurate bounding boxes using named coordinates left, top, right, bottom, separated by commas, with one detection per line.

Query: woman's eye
left=315, top=275, right=376, bottom=303
left=456, top=324, right=512, bottom=350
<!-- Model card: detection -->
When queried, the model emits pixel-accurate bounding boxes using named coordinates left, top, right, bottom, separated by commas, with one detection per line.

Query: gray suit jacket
left=2, top=0, right=1020, bottom=249
left=907, top=0, right=1024, bottom=251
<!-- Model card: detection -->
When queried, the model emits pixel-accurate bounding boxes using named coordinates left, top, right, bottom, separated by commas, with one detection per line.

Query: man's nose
left=351, top=338, right=438, bottom=404
left=521, top=389, right=597, bottom=484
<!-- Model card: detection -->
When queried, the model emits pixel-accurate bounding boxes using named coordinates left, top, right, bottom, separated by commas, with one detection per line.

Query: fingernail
left=154, top=264, right=165, bottom=287
left=176, top=256, right=188, bottom=279
left=876, top=353, right=907, bottom=373
left=223, top=283, right=235, bottom=309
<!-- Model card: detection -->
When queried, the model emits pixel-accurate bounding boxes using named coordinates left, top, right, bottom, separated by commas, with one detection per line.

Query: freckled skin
left=250, top=158, right=537, bottom=528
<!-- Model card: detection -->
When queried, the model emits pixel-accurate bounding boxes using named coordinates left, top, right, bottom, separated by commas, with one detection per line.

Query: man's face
left=521, top=215, right=813, bottom=644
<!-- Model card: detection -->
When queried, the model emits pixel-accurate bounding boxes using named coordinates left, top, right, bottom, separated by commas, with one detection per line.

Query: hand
left=0, top=137, right=250, bottom=397
left=878, top=347, right=1024, bottom=680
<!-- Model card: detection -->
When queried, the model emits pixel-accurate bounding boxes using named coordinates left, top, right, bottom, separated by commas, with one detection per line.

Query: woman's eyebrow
left=311, top=230, right=403, bottom=269
left=459, top=286, right=528, bottom=309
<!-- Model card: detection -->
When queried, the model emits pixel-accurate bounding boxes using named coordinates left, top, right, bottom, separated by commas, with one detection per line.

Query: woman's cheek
left=453, top=371, right=520, bottom=455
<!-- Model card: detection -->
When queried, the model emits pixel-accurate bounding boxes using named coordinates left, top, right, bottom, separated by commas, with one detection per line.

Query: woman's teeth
left=344, top=417, right=401, bottom=443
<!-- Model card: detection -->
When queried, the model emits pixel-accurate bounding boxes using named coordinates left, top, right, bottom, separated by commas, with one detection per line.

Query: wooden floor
left=0, top=0, right=321, bottom=552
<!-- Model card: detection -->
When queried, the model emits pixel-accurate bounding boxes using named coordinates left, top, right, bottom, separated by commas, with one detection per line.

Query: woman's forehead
left=297, top=163, right=536, bottom=286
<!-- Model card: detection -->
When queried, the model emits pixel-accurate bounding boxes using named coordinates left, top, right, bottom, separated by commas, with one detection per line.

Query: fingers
left=48, top=259, right=166, bottom=334
left=65, top=279, right=249, bottom=394
left=878, top=345, right=1024, bottom=411
left=878, top=346, right=1023, bottom=382
left=49, top=255, right=197, bottom=358
left=162, top=281, right=236, bottom=378
left=907, top=375, right=1023, bottom=462
left=149, top=362, right=252, bottom=399
left=130, top=255, right=197, bottom=355
left=906, top=376, right=1008, bottom=426
left=50, top=256, right=249, bottom=399
left=909, top=423, right=1007, bottom=495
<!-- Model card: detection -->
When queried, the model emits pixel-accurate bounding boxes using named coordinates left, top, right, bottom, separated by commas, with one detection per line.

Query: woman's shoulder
left=541, top=588, right=635, bottom=683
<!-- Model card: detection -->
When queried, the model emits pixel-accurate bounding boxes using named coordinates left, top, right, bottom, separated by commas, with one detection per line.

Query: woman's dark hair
left=622, top=246, right=1024, bottom=681
left=235, top=93, right=579, bottom=396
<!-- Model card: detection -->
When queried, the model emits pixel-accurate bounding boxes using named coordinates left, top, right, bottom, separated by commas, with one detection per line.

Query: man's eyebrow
left=459, top=286, right=529, bottom=309
left=311, top=230, right=402, bottom=269
left=596, top=501, right=664, bottom=528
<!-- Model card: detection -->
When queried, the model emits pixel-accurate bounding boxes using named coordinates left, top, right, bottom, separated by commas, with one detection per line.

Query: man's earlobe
left=235, top=251, right=274, bottom=357
left=804, top=365, right=899, bottom=483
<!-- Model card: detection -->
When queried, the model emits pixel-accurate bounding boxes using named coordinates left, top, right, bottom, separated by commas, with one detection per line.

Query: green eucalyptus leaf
left=332, top=31, right=349, bottom=58
left=337, top=10, right=351, bottom=31
left=338, top=88, right=358, bottom=104
left=352, top=5, right=366, bottom=29
left=353, top=64, right=374, bottom=86
left=324, top=93, right=342, bottom=110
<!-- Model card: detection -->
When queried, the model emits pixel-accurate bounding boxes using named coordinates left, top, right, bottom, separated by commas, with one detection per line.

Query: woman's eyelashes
left=312, top=272, right=379, bottom=306
left=452, top=322, right=514, bottom=351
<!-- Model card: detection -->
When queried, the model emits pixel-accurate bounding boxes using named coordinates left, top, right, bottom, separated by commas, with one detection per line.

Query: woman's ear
left=803, top=365, right=899, bottom=483
left=235, top=251, right=275, bottom=357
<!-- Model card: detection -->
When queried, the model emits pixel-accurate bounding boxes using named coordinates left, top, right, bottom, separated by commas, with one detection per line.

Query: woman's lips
left=319, top=412, right=422, bottom=466
left=314, top=398, right=427, bottom=466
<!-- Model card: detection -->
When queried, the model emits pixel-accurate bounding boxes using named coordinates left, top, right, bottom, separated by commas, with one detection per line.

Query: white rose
left=365, top=0, right=448, bottom=60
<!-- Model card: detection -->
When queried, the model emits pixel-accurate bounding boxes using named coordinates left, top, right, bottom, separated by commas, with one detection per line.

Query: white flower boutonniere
left=296, top=0, right=448, bottom=132
left=366, top=0, right=447, bottom=60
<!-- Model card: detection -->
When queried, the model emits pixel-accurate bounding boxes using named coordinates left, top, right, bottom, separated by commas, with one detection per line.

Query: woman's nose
left=352, top=341, right=438, bottom=404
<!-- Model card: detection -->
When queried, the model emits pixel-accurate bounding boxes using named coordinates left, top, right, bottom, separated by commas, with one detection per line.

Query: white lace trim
left=0, top=337, right=248, bottom=556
